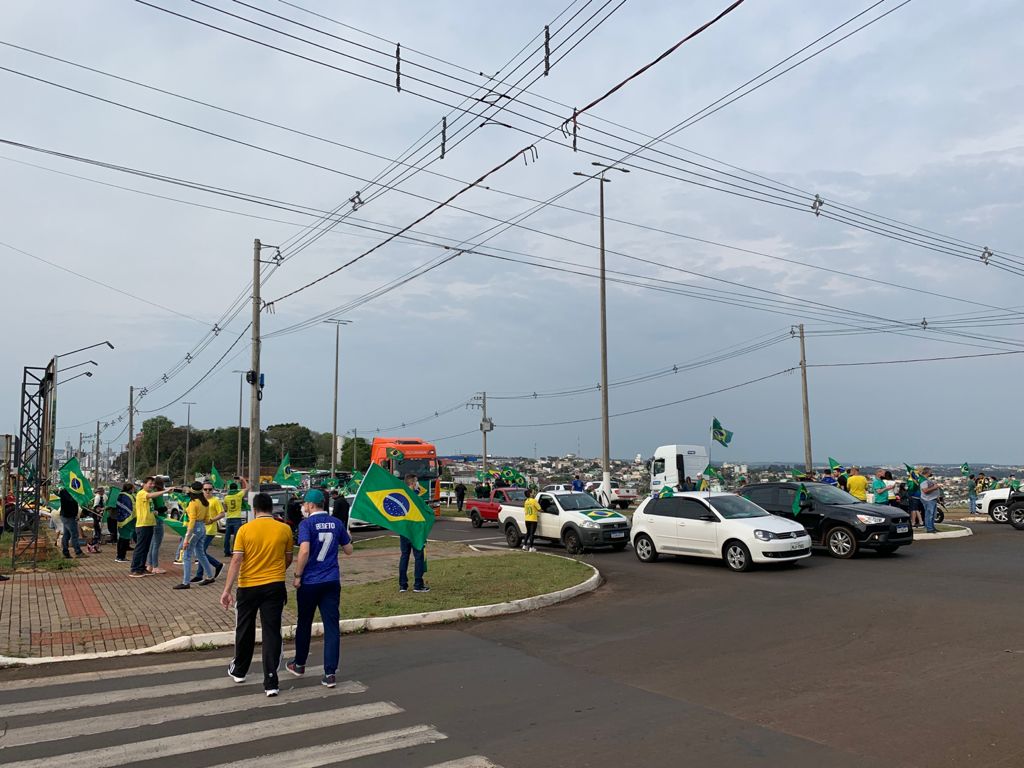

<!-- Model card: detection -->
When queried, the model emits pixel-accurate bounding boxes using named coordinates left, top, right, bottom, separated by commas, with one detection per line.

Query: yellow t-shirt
left=186, top=499, right=209, bottom=534
left=205, top=497, right=224, bottom=535
left=846, top=474, right=869, bottom=501
left=234, top=516, right=293, bottom=588
left=224, top=491, right=245, bottom=519
left=135, top=490, right=155, bottom=527
left=524, top=498, right=540, bottom=522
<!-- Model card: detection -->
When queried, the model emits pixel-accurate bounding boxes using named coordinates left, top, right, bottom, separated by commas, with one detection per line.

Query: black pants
left=116, top=537, right=131, bottom=560
left=231, top=581, right=287, bottom=691
left=129, top=526, right=153, bottom=574
left=107, top=516, right=118, bottom=543
left=524, top=521, right=538, bottom=548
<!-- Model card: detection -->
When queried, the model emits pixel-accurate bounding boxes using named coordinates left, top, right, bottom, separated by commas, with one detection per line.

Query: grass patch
left=341, top=552, right=592, bottom=619
left=935, top=523, right=966, bottom=532
left=353, top=535, right=401, bottom=551
left=0, top=549, right=79, bottom=573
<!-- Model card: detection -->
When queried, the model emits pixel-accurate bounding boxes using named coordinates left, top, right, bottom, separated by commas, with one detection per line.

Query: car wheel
left=876, top=544, right=899, bottom=555
left=723, top=540, right=752, bottom=572
left=504, top=522, right=522, bottom=549
left=563, top=529, right=583, bottom=555
left=825, top=527, right=858, bottom=559
left=991, top=503, right=1010, bottom=524
left=1008, top=504, right=1024, bottom=530
left=633, top=534, right=658, bottom=562
left=470, top=510, right=483, bottom=528
left=611, top=542, right=627, bottom=552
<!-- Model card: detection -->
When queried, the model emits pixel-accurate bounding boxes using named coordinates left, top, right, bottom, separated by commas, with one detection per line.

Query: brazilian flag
left=273, top=453, right=302, bottom=488
left=792, top=484, right=809, bottom=516
left=960, top=463, right=970, bottom=477
left=658, top=486, right=674, bottom=498
left=385, top=447, right=405, bottom=461
left=210, top=465, right=226, bottom=490
left=904, top=464, right=921, bottom=492
left=711, top=418, right=733, bottom=448
left=703, top=464, right=724, bottom=483
left=59, top=457, right=93, bottom=507
left=350, top=463, right=435, bottom=549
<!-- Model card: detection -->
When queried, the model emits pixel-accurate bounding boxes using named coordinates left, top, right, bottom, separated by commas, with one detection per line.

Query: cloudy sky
left=3, top=0, right=1022, bottom=466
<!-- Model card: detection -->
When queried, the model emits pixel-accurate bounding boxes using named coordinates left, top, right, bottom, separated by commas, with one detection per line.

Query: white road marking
left=0, top=657, right=232, bottom=691
left=2, top=701, right=402, bottom=768
left=441, top=536, right=506, bottom=544
left=205, top=725, right=447, bottom=768
left=0, top=679, right=364, bottom=748
left=425, top=757, right=503, bottom=768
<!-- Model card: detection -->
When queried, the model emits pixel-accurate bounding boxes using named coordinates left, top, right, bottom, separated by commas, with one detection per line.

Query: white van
left=649, top=444, right=710, bottom=493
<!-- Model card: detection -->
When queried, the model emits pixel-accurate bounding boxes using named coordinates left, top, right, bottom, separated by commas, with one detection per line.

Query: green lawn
left=341, top=552, right=592, bottom=619
left=353, top=535, right=401, bottom=550
left=1, top=548, right=79, bottom=573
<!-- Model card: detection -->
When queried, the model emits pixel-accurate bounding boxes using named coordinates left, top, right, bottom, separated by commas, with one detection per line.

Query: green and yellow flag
left=960, top=463, right=970, bottom=476
left=350, top=463, right=435, bottom=549
left=792, top=484, right=809, bottom=516
left=711, top=418, right=733, bottom=447
left=59, top=457, right=93, bottom=507
left=385, top=447, right=405, bottom=461
left=210, top=465, right=226, bottom=490
left=273, top=453, right=302, bottom=488
left=658, top=486, right=674, bottom=498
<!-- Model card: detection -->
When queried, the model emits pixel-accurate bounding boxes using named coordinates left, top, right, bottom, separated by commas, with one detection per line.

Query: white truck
left=648, top=444, right=712, bottom=494
left=500, top=490, right=631, bottom=554
left=584, top=480, right=638, bottom=509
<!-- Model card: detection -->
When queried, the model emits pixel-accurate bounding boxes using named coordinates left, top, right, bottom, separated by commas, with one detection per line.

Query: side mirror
left=699, top=513, right=717, bottom=522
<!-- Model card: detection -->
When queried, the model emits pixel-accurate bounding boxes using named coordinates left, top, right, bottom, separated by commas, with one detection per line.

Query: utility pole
left=248, top=238, right=274, bottom=490
left=796, top=324, right=813, bottom=474
left=94, top=421, right=101, bottom=487
left=183, top=401, right=196, bottom=485
left=474, top=392, right=493, bottom=476
left=78, top=432, right=84, bottom=460
left=573, top=162, right=629, bottom=506
left=127, top=385, right=135, bottom=481
left=155, top=422, right=161, bottom=475
left=232, top=370, right=245, bottom=478
left=324, top=319, right=352, bottom=478
left=352, top=428, right=357, bottom=471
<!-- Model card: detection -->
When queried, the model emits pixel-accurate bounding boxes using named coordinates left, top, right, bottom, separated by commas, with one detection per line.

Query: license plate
left=790, top=542, right=805, bottom=550
left=610, top=532, right=625, bottom=539
left=896, top=524, right=909, bottom=534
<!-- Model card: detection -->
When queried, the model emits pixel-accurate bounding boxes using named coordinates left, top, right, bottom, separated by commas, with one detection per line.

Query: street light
left=232, top=370, right=246, bottom=477
left=51, top=341, right=114, bottom=471
left=572, top=162, right=629, bottom=507
left=182, top=401, right=196, bottom=485
left=57, top=371, right=94, bottom=386
left=324, top=319, right=353, bottom=478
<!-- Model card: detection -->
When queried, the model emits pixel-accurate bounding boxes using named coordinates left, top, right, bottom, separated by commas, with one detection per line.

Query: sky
left=2, top=0, right=1023, bottom=466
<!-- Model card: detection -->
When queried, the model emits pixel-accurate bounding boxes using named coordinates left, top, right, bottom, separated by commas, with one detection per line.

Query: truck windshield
left=557, top=493, right=603, bottom=511
left=392, top=458, right=437, bottom=479
left=807, top=484, right=862, bottom=504
left=709, top=495, right=769, bottom=519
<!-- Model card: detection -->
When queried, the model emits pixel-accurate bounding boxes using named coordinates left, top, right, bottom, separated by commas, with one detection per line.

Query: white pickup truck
left=585, top=480, right=638, bottom=510
left=500, top=490, right=631, bottom=554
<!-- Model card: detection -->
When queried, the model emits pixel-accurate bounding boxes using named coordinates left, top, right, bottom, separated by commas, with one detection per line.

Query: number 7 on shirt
left=316, top=532, right=334, bottom=562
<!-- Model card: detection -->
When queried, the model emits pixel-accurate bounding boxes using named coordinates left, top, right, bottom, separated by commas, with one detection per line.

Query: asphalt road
left=4, top=518, right=1024, bottom=768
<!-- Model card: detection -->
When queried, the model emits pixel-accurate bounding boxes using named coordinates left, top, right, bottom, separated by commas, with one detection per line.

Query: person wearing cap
left=286, top=489, right=353, bottom=688
left=222, top=477, right=248, bottom=557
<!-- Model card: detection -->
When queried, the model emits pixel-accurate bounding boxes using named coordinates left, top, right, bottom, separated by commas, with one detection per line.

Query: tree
left=339, top=436, right=371, bottom=472
left=265, top=423, right=317, bottom=468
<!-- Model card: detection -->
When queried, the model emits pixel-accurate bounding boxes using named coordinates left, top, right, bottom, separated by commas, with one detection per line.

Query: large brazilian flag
left=350, top=463, right=435, bottom=549
left=59, top=457, right=93, bottom=507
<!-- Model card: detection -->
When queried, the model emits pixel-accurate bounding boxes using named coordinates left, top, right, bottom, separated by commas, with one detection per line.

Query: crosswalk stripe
left=204, top=725, right=448, bottom=768
left=425, top=758, right=503, bottom=768
left=0, top=657, right=232, bottom=691
left=0, top=679, right=361, bottom=749
left=2, top=701, right=402, bottom=768
left=4, top=673, right=348, bottom=718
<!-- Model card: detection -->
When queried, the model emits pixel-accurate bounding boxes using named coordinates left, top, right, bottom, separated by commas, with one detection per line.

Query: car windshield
left=556, top=492, right=603, bottom=511
left=709, top=495, right=769, bottom=519
left=501, top=489, right=527, bottom=501
left=807, top=484, right=862, bottom=504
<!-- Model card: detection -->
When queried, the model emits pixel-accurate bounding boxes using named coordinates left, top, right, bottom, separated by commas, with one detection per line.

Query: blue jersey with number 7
left=297, top=512, right=352, bottom=585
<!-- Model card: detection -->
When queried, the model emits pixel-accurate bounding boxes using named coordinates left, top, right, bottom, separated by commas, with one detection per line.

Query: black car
left=740, top=482, right=913, bottom=558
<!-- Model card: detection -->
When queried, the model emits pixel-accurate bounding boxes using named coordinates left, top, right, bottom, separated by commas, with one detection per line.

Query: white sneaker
left=529, top=547, right=537, bottom=552
left=265, top=689, right=279, bottom=697
left=521, top=544, right=527, bottom=551
left=227, top=666, right=246, bottom=683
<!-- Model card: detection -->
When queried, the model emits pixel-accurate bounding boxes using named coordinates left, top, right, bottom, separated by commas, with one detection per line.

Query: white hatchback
left=631, top=492, right=812, bottom=572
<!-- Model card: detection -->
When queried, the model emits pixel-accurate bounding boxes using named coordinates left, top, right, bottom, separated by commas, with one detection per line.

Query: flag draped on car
left=350, top=464, right=435, bottom=549
left=273, top=454, right=302, bottom=487
left=792, top=484, right=809, bottom=516
left=59, top=457, right=93, bottom=507
left=711, top=418, right=733, bottom=447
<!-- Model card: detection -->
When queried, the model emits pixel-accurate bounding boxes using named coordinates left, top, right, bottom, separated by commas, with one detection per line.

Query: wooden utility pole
left=797, top=323, right=813, bottom=474
left=127, top=385, right=135, bottom=481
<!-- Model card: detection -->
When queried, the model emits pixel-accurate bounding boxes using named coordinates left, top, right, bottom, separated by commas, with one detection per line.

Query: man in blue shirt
left=571, top=475, right=585, bottom=492
left=820, top=469, right=837, bottom=486
left=286, top=489, right=353, bottom=688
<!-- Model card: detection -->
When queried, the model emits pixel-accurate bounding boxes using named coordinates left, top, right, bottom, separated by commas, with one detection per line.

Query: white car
left=975, top=488, right=1013, bottom=523
left=630, top=492, right=812, bottom=572
left=500, top=491, right=631, bottom=554
left=584, top=480, right=638, bottom=510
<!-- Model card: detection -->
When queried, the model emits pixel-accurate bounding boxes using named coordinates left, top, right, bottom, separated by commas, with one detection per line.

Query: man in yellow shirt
left=222, top=478, right=248, bottom=557
left=221, top=492, right=293, bottom=697
left=846, top=467, right=869, bottom=502
left=522, top=488, right=540, bottom=552
left=129, top=476, right=171, bottom=578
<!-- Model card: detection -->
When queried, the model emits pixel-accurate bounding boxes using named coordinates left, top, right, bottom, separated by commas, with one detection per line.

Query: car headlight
left=578, top=520, right=601, bottom=529
left=754, top=529, right=776, bottom=541
left=856, top=514, right=886, bottom=525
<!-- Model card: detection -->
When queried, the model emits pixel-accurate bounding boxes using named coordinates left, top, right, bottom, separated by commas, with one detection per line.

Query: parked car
left=542, top=483, right=575, bottom=493
left=584, top=480, right=638, bottom=510
left=975, top=487, right=1012, bottom=523
left=740, top=482, right=913, bottom=558
left=1004, top=490, right=1024, bottom=529
left=500, top=491, right=630, bottom=554
left=630, top=492, right=811, bottom=572
left=464, top=487, right=526, bottom=528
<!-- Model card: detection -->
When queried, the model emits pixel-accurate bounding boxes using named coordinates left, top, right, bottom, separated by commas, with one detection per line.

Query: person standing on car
left=455, top=482, right=467, bottom=513
left=846, top=467, right=868, bottom=502
left=919, top=468, right=942, bottom=533
left=522, top=488, right=540, bottom=552
left=571, top=475, right=585, bottom=492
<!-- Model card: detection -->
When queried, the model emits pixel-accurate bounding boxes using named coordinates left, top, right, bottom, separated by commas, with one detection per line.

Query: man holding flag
left=349, top=465, right=435, bottom=593
left=58, top=457, right=93, bottom=559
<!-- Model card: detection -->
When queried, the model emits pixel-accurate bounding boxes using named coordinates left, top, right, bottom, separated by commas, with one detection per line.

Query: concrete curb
left=0, top=554, right=600, bottom=668
left=913, top=524, right=973, bottom=540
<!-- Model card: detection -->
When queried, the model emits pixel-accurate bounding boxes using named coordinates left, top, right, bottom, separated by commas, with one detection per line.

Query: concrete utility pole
left=127, top=385, right=135, bottom=481
left=232, top=370, right=245, bottom=478
left=573, top=162, right=629, bottom=506
left=324, top=319, right=352, bottom=477
left=154, top=422, right=161, bottom=474
left=352, top=428, right=358, bottom=471
left=478, top=392, right=493, bottom=476
left=183, top=401, right=196, bottom=485
left=248, top=238, right=263, bottom=489
left=797, top=323, right=813, bottom=474
left=78, top=432, right=84, bottom=460
left=94, top=421, right=100, bottom=487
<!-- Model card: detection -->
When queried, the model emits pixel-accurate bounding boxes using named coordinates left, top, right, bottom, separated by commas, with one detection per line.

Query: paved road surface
left=4, top=518, right=1023, bottom=767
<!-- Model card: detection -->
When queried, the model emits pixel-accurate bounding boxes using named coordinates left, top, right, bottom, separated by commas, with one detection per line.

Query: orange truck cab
left=369, top=437, right=441, bottom=512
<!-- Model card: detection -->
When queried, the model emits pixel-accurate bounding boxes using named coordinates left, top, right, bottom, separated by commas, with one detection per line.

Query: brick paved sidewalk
left=0, top=530, right=492, bottom=659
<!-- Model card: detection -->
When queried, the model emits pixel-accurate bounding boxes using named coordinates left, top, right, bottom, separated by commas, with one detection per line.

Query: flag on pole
left=210, top=465, right=226, bottom=490
left=960, top=463, right=970, bottom=476
left=790, top=469, right=805, bottom=480
left=59, top=457, right=93, bottom=507
left=350, top=463, right=435, bottom=549
left=711, top=418, right=733, bottom=447
left=385, top=447, right=405, bottom=461
left=702, top=465, right=724, bottom=489
left=904, top=464, right=921, bottom=493
left=735, top=475, right=747, bottom=486
left=273, top=454, right=302, bottom=487
left=792, top=483, right=809, bottom=516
